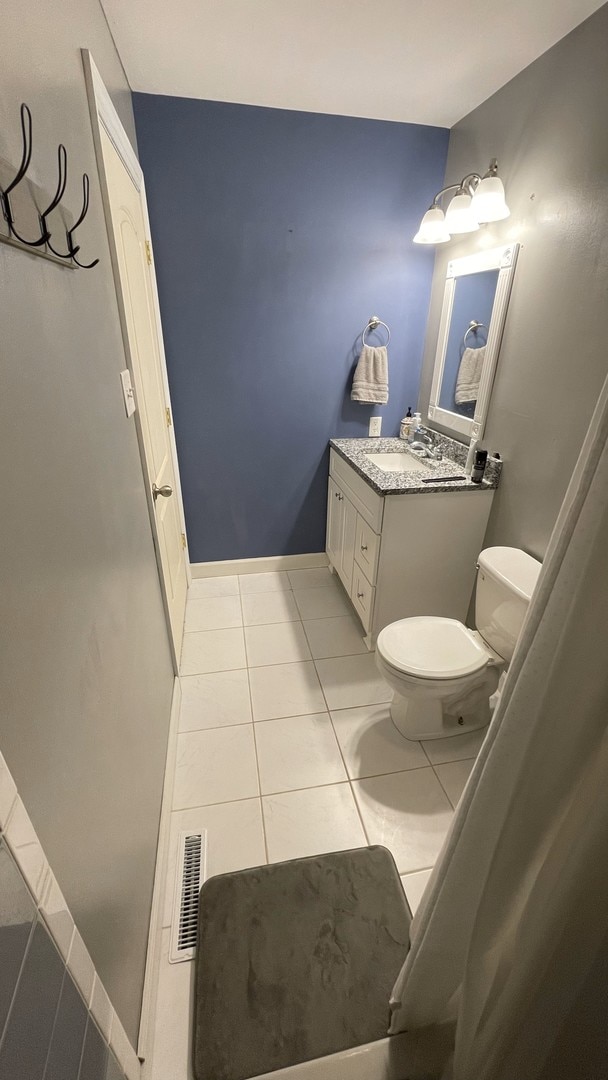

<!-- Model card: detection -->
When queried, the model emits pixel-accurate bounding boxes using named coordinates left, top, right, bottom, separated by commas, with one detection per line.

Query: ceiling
left=101, top=0, right=604, bottom=128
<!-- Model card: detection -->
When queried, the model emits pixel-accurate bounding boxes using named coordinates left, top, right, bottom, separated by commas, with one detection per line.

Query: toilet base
left=389, top=690, right=491, bottom=741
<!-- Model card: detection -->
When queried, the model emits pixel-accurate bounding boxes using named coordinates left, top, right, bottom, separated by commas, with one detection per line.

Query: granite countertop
left=330, top=434, right=502, bottom=496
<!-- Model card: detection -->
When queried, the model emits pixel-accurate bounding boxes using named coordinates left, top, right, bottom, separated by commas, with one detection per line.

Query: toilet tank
left=475, top=546, right=542, bottom=662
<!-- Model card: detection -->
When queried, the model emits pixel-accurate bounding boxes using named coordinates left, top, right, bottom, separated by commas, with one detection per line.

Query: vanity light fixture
left=413, top=205, right=451, bottom=244
left=413, top=159, right=510, bottom=245
left=470, top=160, right=510, bottom=223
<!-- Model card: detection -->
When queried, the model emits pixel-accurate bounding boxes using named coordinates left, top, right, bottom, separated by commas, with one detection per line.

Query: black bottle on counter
left=471, top=449, right=488, bottom=484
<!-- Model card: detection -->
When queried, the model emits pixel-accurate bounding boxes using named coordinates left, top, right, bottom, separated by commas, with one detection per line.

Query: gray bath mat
left=193, top=845, right=411, bottom=1080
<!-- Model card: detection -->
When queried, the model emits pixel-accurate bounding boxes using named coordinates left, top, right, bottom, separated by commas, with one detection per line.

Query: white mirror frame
left=428, top=242, right=519, bottom=442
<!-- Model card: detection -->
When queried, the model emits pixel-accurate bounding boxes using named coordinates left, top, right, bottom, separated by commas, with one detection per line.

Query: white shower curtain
left=389, top=373, right=608, bottom=1080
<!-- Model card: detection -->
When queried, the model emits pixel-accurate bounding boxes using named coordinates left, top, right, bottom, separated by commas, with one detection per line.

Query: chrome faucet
left=410, top=432, right=442, bottom=460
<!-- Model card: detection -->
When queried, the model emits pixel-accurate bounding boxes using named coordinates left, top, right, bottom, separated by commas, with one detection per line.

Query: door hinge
left=181, top=533, right=187, bottom=550
left=165, top=406, right=172, bottom=427
left=145, top=240, right=152, bottom=266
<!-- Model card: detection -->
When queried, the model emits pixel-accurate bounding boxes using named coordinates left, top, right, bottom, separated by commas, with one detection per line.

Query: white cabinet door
left=326, top=477, right=344, bottom=570
left=340, top=497, right=357, bottom=593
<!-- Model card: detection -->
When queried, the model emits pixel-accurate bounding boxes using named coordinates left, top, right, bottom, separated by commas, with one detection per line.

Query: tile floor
left=147, top=567, right=487, bottom=1080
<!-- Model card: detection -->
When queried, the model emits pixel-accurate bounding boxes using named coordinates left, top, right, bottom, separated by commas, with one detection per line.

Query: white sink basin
left=364, top=452, right=432, bottom=474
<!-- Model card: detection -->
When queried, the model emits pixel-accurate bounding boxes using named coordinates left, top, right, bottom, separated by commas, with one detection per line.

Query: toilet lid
left=377, top=617, right=490, bottom=680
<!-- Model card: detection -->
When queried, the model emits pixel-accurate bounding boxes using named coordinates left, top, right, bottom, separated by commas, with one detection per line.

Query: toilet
left=375, top=546, right=542, bottom=741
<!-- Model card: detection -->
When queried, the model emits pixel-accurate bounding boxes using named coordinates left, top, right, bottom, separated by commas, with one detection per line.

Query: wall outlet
left=369, top=416, right=382, bottom=437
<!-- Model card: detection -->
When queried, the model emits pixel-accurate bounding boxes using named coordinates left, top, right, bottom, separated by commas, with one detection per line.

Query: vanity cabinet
left=326, top=449, right=495, bottom=646
left=326, top=476, right=358, bottom=594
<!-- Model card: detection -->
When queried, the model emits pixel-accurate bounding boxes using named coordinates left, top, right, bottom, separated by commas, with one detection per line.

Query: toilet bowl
left=376, top=546, right=542, bottom=741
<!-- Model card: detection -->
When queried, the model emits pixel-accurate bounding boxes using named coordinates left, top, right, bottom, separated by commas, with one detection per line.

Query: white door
left=98, top=124, right=188, bottom=657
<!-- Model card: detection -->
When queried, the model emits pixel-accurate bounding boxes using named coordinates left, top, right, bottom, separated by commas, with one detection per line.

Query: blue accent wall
left=133, top=95, right=448, bottom=561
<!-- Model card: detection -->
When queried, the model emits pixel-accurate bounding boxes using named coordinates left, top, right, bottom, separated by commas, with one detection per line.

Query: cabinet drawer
left=351, top=564, right=375, bottom=633
left=354, top=514, right=380, bottom=583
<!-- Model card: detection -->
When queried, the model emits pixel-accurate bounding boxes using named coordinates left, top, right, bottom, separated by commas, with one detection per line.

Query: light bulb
left=444, top=192, right=479, bottom=234
left=413, top=206, right=451, bottom=244
left=471, top=175, right=510, bottom=222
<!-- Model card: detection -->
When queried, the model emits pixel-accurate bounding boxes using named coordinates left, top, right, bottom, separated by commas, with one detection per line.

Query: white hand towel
left=351, top=344, right=389, bottom=404
left=455, top=345, right=486, bottom=405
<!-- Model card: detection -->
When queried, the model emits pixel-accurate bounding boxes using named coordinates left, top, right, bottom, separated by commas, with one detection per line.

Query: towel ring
left=463, top=320, right=487, bottom=347
left=362, top=315, right=390, bottom=347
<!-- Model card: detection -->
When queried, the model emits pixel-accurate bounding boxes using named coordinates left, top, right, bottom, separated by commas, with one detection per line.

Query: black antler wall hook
left=0, top=103, right=50, bottom=247
left=39, top=145, right=75, bottom=259
left=67, top=174, right=99, bottom=269
left=0, top=102, right=99, bottom=269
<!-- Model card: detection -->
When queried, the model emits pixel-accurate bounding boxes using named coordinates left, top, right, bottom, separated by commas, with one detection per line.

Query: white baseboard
left=138, top=675, right=182, bottom=1065
left=191, top=552, right=329, bottom=578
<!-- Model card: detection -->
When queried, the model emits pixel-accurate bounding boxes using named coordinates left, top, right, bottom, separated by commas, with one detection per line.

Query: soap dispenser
left=399, top=407, right=413, bottom=441
left=409, top=412, right=422, bottom=442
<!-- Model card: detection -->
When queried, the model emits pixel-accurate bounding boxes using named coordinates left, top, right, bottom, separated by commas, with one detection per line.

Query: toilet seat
left=377, top=616, right=492, bottom=680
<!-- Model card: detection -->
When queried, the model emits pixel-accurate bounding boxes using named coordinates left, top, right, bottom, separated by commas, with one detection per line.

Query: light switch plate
left=369, top=416, right=382, bottom=437
left=120, top=369, right=136, bottom=418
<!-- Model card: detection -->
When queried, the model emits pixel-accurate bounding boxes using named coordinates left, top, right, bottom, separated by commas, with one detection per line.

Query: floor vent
left=170, top=830, right=207, bottom=963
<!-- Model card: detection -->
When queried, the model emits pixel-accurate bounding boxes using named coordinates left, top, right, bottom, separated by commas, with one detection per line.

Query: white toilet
left=375, top=546, right=542, bottom=741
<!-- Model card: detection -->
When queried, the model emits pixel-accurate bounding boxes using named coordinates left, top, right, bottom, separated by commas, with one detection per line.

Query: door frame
left=82, top=50, right=190, bottom=670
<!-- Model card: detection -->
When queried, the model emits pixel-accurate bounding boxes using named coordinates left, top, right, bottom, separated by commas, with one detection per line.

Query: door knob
left=153, top=483, right=173, bottom=501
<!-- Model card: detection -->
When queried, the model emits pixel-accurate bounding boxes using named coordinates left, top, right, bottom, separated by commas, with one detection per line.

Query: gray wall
left=0, top=0, right=174, bottom=1044
left=419, top=3, right=608, bottom=560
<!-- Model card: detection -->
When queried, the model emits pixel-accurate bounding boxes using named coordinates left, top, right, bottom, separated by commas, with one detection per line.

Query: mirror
left=428, top=243, right=519, bottom=442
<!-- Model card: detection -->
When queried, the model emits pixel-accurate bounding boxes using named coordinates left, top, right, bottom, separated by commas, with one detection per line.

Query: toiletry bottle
left=399, top=407, right=413, bottom=441
left=471, top=449, right=488, bottom=484
left=409, top=412, right=422, bottom=442
left=465, top=439, right=478, bottom=477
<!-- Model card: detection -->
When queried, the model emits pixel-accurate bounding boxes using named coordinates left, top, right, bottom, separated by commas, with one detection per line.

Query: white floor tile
left=188, top=575, right=239, bottom=598
left=352, top=768, right=453, bottom=874
left=331, top=704, right=428, bottom=779
left=421, top=727, right=487, bottom=764
left=180, top=628, right=246, bottom=676
left=179, top=670, right=252, bottom=732
left=400, top=869, right=433, bottom=916
left=434, top=758, right=476, bottom=808
left=249, top=661, right=326, bottom=722
left=315, top=652, right=392, bottom=711
left=173, top=726, right=259, bottom=809
left=303, top=615, right=367, bottom=659
left=245, top=621, right=311, bottom=667
left=241, top=591, right=300, bottom=626
left=293, top=584, right=352, bottom=621
left=239, top=572, right=291, bottom=594
left=149, top=929, right=196, bottom=1080
left=162, top=799, right=266, bottom=927
left=255, top=713, right=347, bottom=795
left=287, top=567, right=334, bottom=590
left=184, top=594, right=242, bottom=633
left=263, top=783, right=366, bottom=863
